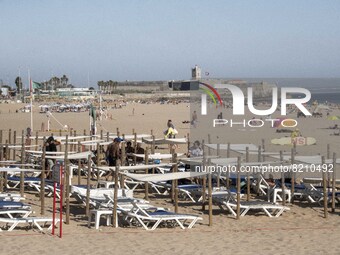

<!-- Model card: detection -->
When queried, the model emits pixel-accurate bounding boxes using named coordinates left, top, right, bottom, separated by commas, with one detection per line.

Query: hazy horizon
left=1, top=0, right=340, bottom=87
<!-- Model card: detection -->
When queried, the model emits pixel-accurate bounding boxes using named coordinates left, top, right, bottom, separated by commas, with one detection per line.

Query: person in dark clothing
left=125, top=141, right=135, bottom=162
left=135, top=143, right=145, bottom=163
left=106, top=137, right=122, bottom=166
left=45, top=136, right=57, bottom=178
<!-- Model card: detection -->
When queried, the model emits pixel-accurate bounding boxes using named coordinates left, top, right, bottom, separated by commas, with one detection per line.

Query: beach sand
left=0, top=101, right=340, bottom=255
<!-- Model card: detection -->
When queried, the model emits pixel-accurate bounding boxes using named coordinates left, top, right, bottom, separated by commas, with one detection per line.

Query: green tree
left=15, top=76, right=23, bottom=93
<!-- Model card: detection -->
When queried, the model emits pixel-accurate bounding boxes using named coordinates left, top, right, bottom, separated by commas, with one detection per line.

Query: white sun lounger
left=88, top=203, right=160, bottom=229
left=121, top=202, right=202, bottom=230
left=0, top=209, right=32, bottom=219
left=0, top=217, right=60, bottom=232
left=0, top=193, right=25, bottom=202
left=122, top=210, right=202, bottom=230
left=213, top=191, right=290, bottom=217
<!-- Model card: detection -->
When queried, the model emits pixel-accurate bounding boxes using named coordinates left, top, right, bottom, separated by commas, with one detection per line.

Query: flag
left=30, top=80, right=41, bottom=93
left=32, top=81, right=41, bottom=90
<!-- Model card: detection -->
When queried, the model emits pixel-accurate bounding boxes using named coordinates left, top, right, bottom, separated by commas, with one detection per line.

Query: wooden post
left=246, top=147, right=250, bottom=201
left=64, top=135, right=70, bottom=224
left=171, top=150, right=175, bottom=202
left=4, top=141, right=9, bottom=187
left=96, top=142, right=100, bottom=183
left=217, top=143, right=220, bottom=188
left=280, top=151, right=286, bottom=205
left=256, top=146, right=262, bottom=195
left=208, top=160, right=212, bottom=226
left=8, top=129, right=11, bottom=166
left=78, top=141, right=81, bottom=185
left=112, top=164, right=119, bottom=228
left=34, top=131, right=39, bottom=145
left=331, top=153, right=336, bottom=213
left=59, top=129, right=62, bottom=137
left=327, top=144, right=330, bottom=160
left=100, top=130, right=103, bottom=140
left=106, top=131, right=110, bottom=142
left=322, top=156, right=328, bottom=218
left=151, top=135, right=155, bottom=154
left=40, top=137, right=46, bottom=215
left=86, top=154, right=91, bottom=217
left=261, top=138, right=265, bottom=162
left=8, top=129, right=12, bottom=145
left=174, top=153, right=178, bottom=213
left=20, top=130, right=25, bottom=197
left=236, top=156, right=241, bottom=220
left=12, top=130, right=16, bottom=161
left=291, top=148, right=295, bottom=203
left=133, top=133, right=137, bottom=165
left=120, top=142, right=126, bottom=188
left=207, top=134, right=211, bottom=156
left=227, top=142, right=230, bottom=158
left=144, top=147, right=149, bottom=200
left=327, top=144, right=331, bottom=189
left=201, top=140, right=206, bottom=211
left=0, top=145, right=3, bottom=192
left=187, top=133, right=190, bottom=155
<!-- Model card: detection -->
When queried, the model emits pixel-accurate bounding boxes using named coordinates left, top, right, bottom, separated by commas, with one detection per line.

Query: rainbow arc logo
left=199, top=82, right=223, bottom=115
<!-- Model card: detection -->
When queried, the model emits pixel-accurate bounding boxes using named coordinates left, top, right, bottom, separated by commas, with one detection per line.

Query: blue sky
left=1, top=0, right=340, bottom=87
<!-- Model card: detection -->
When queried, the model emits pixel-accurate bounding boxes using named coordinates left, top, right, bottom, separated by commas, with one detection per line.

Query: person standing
left=191, top=111, right=198, bottom=128
left=106, top=137, right=122, bottom=166
left=45, top=136, right=57, bottom=178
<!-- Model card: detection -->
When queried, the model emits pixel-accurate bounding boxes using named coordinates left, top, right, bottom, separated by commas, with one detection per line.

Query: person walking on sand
left=191, top=111, right=198, bottom=128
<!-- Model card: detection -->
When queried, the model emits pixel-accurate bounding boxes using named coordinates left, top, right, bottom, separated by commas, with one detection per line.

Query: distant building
left=0, top=87, right=9, bottom=96
left=168, top=80, right=199, bottom=91
left=56, top=88, right=96, bottom=97
left=191, top=65, right=201, bottom=80
left=98, top=80, right=168, bottom=93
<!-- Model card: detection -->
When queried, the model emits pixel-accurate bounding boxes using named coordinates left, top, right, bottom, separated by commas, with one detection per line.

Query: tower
left=191, top=65, right=201, bottom=80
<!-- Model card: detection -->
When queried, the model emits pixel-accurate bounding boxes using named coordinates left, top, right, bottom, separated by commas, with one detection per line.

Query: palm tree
left=113, top=81, right=118, bottom=92
left=97, top=80, right=104, bottom=92
left=15, top=76, right=23, bottom=93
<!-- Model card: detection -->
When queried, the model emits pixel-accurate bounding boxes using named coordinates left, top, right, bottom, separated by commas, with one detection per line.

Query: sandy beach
left=0, top=100, right=339, bottom=255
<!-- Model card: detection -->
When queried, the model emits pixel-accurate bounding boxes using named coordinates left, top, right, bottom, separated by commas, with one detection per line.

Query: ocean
left=244, top=78, right=340, bottom=104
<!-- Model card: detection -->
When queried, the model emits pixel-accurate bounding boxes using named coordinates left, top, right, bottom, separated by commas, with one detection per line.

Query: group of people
left=106, top=138, right=145, bottom=166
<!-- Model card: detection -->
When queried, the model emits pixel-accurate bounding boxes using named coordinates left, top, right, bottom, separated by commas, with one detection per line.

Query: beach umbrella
left=327, top=116, right=340, bottom=121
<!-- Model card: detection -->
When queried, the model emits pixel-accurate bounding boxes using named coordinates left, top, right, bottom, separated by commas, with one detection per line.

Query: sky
left=1, top=0, right=340, bottom=87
